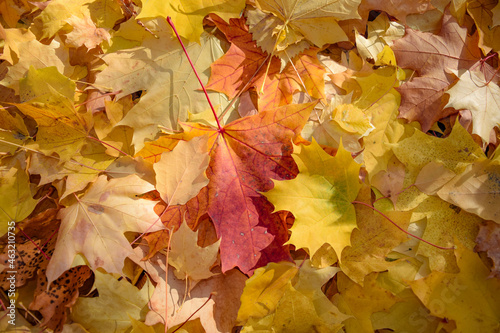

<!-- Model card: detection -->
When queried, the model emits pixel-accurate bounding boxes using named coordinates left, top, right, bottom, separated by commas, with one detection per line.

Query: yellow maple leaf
left=340, top=185, right=412, bottom=284
left=238, top=260, right=347, bottom=332
left=168, top=220, right=220, bottom=284
left=0, top=164, right=38, bottom=236
left=95, top=32, right=229, bottom=150
left=28, top=142, right=116, bottom=201
left=410, top=195, right=481, bottom=273
left=467, top=0, right=500, bottom=53
left=333, top=272, right=399, bottom=333
left=71, top=270, right=154, bottom=332
left=0, top=37, right=81, bottom=95
left=246, top=0, right=362, bottom=63
left=137, top=0, right=245, bottom=42
left=12, top=67, right=91, bottom=162
left=392, top=121, right=485, bottom=211
left=355, top=67, right=405, bottom=180
left=263, top=139, right=362, bottom=258
left=153, top=136, right=209, bottom=206
left=35, top=0, right=122, bottom=39
left=410, top=243, right=500, bottom=332
left=332, top=103, right=374, bottom=136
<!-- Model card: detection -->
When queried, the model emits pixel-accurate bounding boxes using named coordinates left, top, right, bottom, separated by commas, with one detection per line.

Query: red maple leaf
left=182, top=102, right=316, bottom=273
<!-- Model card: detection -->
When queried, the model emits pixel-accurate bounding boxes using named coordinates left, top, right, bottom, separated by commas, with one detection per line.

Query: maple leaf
left=237, top=260, right=347, bottom=332
left=154, top=136, right=209, bottom=206
left=65, top=15, right=111, bottom=49
left=45, top=175, right=163, bottom=285
left=206, top=15, right=326, bottom=110
left=355, top=66, right=405, bottom=179
left=0, top=0, right=31, bottom=28
left=355, top=12, right=405, bottom=62
left=371, top=260, right=442, bottom=333
left=444, top=69, right=500, bottom=142
left=340, top=185, right=411, bottom=284
left=137, top=0, right=246, bottom=42
left=409, top=195, right=481, bottom=272
left=0, top=164, right=37, bottom=234
left=168, top=220, right=220, bottom=283
left=391, top=10, right=486, bottom=131
left=129, top=245, right=247, bottom=332
left=370, top=156, right=406, bottom=205
left=263, top=138, right=362, bottom=258
left=494, top=2, right=500, bottom=25
left=333, top=272, right=399, bottom=333
left=414, top=161, right=456, bottom=195
left=144, top=187, right=210, bottom=260
left=93, top=97, right=135, bottom=157
left=254, top=47, right=326, bottom=110
left=0, top=27, right=36, bottom=65
left=392, top=121, right=485, bottom=192
left=71, top=270, right=153, bottom=332
left=28, top=142, right=116, bottom=200
left=0, top=209, right=59, bottom=289
left=0, top=35, right=82, bottom=95
left=410, top=243, right=500, bottom=332
left=183, top=102, right=315, bottom=273
left=11, top=66, right=91, bottom=162
left=436, top=158, right=500, bottom=224
left=30, top=265, right=93, bottom=333
left=358, top=0, right=434, bottom=24
left=0, top=110, right=29, bottom=155
left=300, top=93, right=365, bottom=153
left=246, top=0, right=362, bottom=63
left=95, top=29, right=228, bottom=149
left=467, top=0, right=500, bottom=53
left=135, top=133, right=186, bottom=163
left=4, top=0, right=500, bottom=331
left=34, top=0, right=122, bottom=39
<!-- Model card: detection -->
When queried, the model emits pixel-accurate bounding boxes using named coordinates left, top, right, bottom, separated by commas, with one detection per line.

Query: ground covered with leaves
left=0, top=0, right=500, bottom=332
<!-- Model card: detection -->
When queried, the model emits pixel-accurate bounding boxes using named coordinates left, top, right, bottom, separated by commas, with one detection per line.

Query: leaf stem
left=17, top=227, right=51, bottom=260
left=165, top=226, right=174, bottom=333
left=351, top=200, right=455, bottom=250
left=166, top=17, right=224, bottom=133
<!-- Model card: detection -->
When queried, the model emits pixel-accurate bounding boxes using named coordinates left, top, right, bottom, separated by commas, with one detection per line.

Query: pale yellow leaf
left=445, top=70, right=500, bottom=143
left=154, top=136, right=209, bottom=206
left=168, top=220, right=220, bottom=283
left=71, top=271, right=154, bottom=333
left=46, top=175, right=163, bottom=285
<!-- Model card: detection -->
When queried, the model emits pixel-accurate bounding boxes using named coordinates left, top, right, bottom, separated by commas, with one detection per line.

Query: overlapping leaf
left=95, top=28, right=228, bottom=149
left=247, top=0, right=362, bottom=63
left=392, top=10, right=487, bottom=131
left=182, top=102, right=316, bottom=273
left=45, top=175, right=163, bottom=285
left=207, top=15, right=326, bottom=110
left=263, top=139, right=362, bottom=258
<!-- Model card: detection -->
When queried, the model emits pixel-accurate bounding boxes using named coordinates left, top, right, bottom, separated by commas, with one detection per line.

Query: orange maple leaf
left=206, top=15, right=325, bottom=111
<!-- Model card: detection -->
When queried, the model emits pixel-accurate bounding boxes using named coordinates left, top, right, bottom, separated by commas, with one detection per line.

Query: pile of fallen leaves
left=1, top=0, right=500, bottom=332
